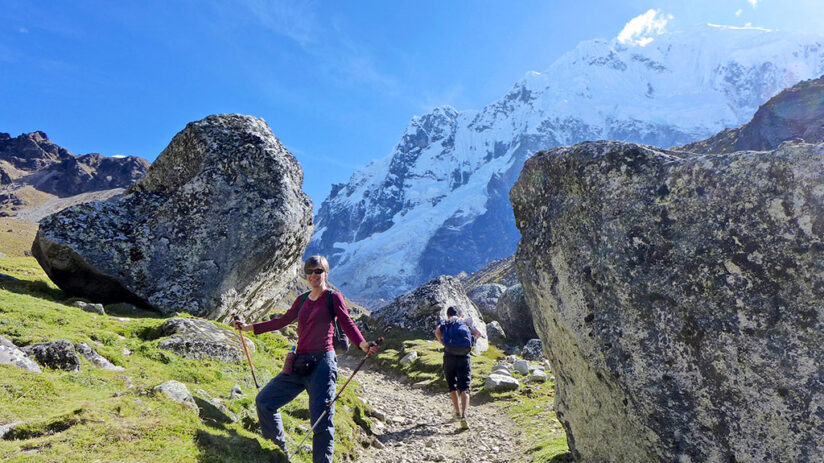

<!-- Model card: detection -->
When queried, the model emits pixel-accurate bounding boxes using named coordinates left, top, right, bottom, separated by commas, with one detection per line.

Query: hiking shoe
left=460, top=417, right=469, bottom=429
left=453, top=411, right=462, bottom=421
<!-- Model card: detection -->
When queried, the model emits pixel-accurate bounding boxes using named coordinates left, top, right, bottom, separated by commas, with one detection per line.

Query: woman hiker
left=235, top=255, right=380, bottom=463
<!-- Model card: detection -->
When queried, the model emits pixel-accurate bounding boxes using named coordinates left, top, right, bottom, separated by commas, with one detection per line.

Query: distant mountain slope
left=0, top=131, right=149, bottom=219
left=679, top=75, right=824, bottom=154
left=308, top=24, right=824, bottom=303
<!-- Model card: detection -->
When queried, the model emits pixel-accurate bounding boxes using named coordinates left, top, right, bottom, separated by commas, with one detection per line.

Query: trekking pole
left=231, top=312, right=260, bottom=390
left=295, top=337, right=384, bottom=453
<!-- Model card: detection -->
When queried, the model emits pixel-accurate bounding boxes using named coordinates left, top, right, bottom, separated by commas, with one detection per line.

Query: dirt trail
left=338, top=357, right=527, bottom=463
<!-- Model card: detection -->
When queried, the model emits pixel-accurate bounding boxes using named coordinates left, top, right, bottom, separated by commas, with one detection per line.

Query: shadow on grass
left=195, top=427, right=289, bottom=463
left=0, top=274, right=65, bottom=301
left=548, top=452, right=575, bottom=462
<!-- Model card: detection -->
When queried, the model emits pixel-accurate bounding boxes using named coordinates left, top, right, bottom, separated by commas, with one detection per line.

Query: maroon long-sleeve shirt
left=253, top=290, right=366, bottom=354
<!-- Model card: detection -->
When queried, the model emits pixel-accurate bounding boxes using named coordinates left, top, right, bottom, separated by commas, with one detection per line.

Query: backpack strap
left=298, top=291, right=311, bottom=311
left=325, top=289, right=336, bottom=321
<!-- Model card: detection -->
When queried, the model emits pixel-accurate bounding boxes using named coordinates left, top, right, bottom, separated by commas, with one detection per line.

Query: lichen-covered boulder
left=511, top=140, right=824, bottom=462
left=157, top=318, right=254, bottom=363
left=370, top=275, right=488, bottom=353
left=22, top=340, right=81, bottom=372
left=32, top=114, right=312, bottom=321
left=466, top=283, right=506, bottom=320
left=494, top=284, right=537, bottom=342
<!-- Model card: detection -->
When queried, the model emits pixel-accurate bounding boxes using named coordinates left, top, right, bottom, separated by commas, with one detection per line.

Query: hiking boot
left=453, top=411, right=462, bottom=421
left=460, top=417, right=469, bottom=429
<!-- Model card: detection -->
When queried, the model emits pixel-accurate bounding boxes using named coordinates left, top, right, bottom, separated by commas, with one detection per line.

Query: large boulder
left=370, top=275, right=488, bottom=353
left=511, top=140, right=824, bottom=462
left=494, top=284, right=538, bottom=342
left=32, top=114, right=313, bottom=321
left=466, top=283, right=506, bottom=320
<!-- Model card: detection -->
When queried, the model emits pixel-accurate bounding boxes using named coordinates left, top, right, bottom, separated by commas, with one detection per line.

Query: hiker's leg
left=460, top=389, right=470, bottom=416
left=456, top=355, right=472, bottom=416
left=307, top=351, right=338, bottom=463
left=450, top=390, right=461, bottom=413
left=256, top=372, right=304, bottom=450
left=444, top=354, right=461, bottom=413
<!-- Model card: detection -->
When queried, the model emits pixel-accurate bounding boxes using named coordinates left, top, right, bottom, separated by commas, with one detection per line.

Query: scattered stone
left=400, top=351, right=418, bottom=366
left=412, top=379, right=434, bottom=389
left=230, top=384, right=244, bottom=399
left=74, top=342, right=125, bottom=371
left=484, top=373, right=520, bottom=392
left=157, top=318, right=254, bottom=363
left=521, top=339, right=543, bottom=360
left=529, top=370, right=548, bottom=383
left=153, top=380, right=198, bottom=411
left=513, top=359, right=530, bottom=375
left=22, top=339, right=80, bottom=372
left=72, top=301, right=105, bottom=315
left=0, top=336, right=41, bottom=373
left=0, top=421, right=23, bottom=439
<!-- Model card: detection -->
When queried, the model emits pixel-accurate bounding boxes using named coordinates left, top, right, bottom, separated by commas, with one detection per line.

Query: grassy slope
left=0, top=257, right=369, bottom=463
left=0, top=218, right=39, bottom=257
left=1, top=257, right=571, bottom=462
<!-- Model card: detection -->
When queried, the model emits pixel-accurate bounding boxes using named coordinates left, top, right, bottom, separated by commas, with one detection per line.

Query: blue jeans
left=256, top=350, right=338, bottom=463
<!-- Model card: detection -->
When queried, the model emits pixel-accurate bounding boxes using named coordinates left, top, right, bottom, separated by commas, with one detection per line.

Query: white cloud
left=239, top=0, right=318, bottom=46
left=735, top=9, right=743, bottom=16
left=748, top=0, right=759, bottom=7
left=617, top=9, right=672, bottom=46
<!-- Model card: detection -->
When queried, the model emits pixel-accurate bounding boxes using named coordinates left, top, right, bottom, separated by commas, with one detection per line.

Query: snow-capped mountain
left=308, top=24, right=824, bottom=304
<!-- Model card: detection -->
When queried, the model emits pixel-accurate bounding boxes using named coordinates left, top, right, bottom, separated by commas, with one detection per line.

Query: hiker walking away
left=435, top=306, right=483, bottom=429
left=235, top=255, right=379, bottom=462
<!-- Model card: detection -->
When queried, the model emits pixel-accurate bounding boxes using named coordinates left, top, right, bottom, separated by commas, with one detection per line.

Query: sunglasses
left=305, top=269, right=325, bottom=275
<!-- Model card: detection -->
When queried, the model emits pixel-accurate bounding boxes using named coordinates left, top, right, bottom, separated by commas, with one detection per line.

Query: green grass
left=0, top=257, right=373, bottom=463
left=1, top=257, right=571, bottom=462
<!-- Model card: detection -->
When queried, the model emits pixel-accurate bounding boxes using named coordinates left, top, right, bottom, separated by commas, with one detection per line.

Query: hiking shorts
left=443, top=353, right=471, bottom=391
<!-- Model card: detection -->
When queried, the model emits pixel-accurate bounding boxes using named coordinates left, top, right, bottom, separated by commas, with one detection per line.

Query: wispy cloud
left=231, top=0, right=400, bottom=95
left=735, top=8, right=743, bottom=16
left=617, top=9, right=672, bottom=46
left=748, top=0, right=759, bottom=7
left=238, top=0, right=319, bottom=47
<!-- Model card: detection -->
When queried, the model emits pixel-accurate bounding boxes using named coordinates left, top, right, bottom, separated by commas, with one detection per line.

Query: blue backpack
left=441, top=318, right=473, bottom=355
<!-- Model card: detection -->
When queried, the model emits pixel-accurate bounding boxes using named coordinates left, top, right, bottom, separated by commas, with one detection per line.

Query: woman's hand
left=234, top=321, right=253, bottom=332
left=359, top=340, right=380, bottom=356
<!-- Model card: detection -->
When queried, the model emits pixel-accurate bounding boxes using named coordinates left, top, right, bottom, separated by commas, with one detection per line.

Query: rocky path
left=338, top=357, right=527, bottom=463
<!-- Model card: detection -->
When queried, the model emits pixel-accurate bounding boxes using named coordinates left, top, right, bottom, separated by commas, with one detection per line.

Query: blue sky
left=2, top=1, right=823, bottom=208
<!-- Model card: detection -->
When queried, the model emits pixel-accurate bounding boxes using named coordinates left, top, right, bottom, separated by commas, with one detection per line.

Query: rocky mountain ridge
left=0, top=131, right=148, bottom=219
left=308, top=24, right=824, bottom=303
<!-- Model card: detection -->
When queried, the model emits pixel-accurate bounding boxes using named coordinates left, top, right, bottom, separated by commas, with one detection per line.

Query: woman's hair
left=304, top=255, right=330, bottom=274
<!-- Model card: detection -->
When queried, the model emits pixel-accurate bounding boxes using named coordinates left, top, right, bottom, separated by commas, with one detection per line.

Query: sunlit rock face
left=33, top=114, right=313, bottom=321
left=369, top=275, right=489, bottom=354
left=512, top=140, right=824, bottom=462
